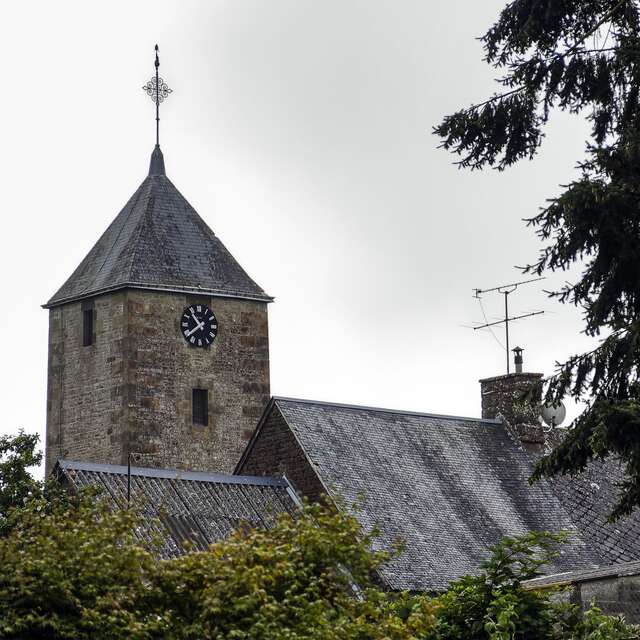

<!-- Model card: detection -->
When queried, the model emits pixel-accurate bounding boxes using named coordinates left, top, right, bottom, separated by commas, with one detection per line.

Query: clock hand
left=185, top=321, right=204, bottom=337
left=190, top=310, right=205, bottom=328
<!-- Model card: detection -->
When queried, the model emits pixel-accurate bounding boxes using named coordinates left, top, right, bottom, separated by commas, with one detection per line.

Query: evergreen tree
left=435, top=0, right=640, bottom=519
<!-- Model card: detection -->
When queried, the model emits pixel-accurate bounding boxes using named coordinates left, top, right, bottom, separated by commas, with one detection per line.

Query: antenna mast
left=472, top=277, right=545, bottom=374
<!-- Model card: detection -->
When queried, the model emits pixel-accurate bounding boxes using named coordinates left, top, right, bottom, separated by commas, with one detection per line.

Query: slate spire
left=45, top=163, right=272, bottom=307
left=148, top=144, right=166, bottom=176
left=46, top=47, right=271, bottom=308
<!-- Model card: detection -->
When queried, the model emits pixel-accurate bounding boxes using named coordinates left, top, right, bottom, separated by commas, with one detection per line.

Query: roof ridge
left=56, top=459, right=289, bottom=487
left=87, top=177, right=152, bottom=296
left=126, top=178, right=158, bottom=284
left=272, top=396, right=502, bottom=424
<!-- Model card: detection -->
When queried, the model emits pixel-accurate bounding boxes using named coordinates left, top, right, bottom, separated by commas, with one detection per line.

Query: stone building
left=44, top=140, right=640, bottom=619
left=235, top=392, right=640, bottom=592
left=44, top=145, right=271, bottom=475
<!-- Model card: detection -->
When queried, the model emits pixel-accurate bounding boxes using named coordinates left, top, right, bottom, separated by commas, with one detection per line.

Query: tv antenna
left=472, top=277, right=545, bottom=374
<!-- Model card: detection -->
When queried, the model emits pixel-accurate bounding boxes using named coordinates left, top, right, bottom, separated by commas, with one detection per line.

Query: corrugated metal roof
left=45, top=147, right=272, bottom=308
left=55, top=459, right=298, bottom=557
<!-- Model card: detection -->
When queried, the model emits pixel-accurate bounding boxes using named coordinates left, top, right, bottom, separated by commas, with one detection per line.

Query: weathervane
left=142, top=44, right=172, bottom=146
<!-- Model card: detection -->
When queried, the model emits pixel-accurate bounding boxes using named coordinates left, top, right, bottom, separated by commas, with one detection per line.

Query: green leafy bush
left=0, top=431, right=42, bottom=536
left=0, top=491, right=636, bottom=640
left=433, top=531, right=635, bottom=640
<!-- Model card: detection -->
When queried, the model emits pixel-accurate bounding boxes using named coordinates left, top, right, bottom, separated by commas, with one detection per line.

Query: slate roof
left=249, top=397, right=605, bottom=592
left=551, top=458, right=640, bottom=566
left=55, top=459, right=298, bottom=557
left=45, top=146, right=271, bottom=308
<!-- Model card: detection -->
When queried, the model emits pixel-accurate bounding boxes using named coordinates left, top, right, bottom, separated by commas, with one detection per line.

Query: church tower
left=44, top=50, right=271, bottom=475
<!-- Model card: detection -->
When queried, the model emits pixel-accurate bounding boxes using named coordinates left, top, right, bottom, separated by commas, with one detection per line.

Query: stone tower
left=44, top=146, right=271, bottom=475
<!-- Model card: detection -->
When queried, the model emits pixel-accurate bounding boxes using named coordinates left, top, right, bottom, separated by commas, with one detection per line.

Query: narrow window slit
left=83, top=309, right=94, bottom=346
left=193, top=389, right=208, bottom=426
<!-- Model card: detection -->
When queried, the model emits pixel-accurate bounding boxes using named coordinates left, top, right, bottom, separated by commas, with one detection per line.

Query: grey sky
left=0, top=1, right=597, bottom=465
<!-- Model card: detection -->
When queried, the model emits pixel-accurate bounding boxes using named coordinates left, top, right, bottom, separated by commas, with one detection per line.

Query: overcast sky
left=0, top=1, right=598, bottom=470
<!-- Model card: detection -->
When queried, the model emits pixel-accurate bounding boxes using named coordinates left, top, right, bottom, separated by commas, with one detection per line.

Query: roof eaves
left=44, top=282, right=274, bottom=309
left=524, top=559, right=640, bottom=589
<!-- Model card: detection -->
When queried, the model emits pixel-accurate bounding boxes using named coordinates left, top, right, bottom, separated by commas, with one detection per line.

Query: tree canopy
left=0, top=489, right=635, bottom=640
left=435, top=0, right=640, bottom=519
left=0, top=430, right=41, bottom=536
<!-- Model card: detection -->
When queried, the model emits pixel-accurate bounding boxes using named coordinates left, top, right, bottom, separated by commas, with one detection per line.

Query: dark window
left=83, top=309, right=94, bottom=346
left=192, top=389, right=208, bottom=426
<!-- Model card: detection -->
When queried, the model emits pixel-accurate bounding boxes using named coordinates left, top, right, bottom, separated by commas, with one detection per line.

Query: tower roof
left=45, top=147, right=272, bottom=308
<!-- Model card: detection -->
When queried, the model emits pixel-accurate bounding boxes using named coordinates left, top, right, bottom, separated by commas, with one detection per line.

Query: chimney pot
left=512, top=346, right=524, bottom=373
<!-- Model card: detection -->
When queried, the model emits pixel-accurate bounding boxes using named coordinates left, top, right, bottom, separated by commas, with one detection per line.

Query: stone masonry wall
left=237, top=407, right=326, bottom=502
left=46, top=293, right=127, bottom=474
left=574, top=575, right=640, bottom=623
left=526, top=563, right=640, bottom=625
left=479, top=372, right=545, bottom=454
left=45, top=288, right=270, bottom=475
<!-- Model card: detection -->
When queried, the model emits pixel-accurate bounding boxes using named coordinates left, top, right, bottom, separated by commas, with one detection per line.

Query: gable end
left=235, top=400, right=327, bottom=502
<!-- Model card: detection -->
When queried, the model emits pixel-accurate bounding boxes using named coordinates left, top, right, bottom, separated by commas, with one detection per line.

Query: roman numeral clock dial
left=180, top=305, right=218, bottom=347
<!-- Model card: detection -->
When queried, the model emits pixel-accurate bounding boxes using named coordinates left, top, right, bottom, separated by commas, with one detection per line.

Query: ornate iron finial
left=142, top=44, right=172, bottom=146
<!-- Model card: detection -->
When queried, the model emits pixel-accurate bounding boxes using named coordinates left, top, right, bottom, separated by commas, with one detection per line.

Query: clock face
left=180, top=304, right=218, bottom=347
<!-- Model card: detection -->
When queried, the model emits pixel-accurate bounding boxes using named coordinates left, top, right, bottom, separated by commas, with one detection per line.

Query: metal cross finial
left=142, top=44, right=172, bottom=146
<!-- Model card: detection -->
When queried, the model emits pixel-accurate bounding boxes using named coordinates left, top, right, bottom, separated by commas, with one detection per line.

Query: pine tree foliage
left=435, top=0, right=640, bottom=519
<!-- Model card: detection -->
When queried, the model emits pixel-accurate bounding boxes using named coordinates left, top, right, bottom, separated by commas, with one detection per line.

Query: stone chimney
left=480, top=347, right=545, bottom=453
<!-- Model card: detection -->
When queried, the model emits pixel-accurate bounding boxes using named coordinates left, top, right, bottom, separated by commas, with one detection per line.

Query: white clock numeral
left=197, top=305, right=201, bottom=312
left=205, top=338, right=210, bottom=345
left=189, top=307, right=194, bottom=313
left=198, top=339, right=202, bottom=346
left=183, top=330, right=189, bottom=336
left=190, top=336, right=195, bottom=344
left=181, top=322, right=188, bottom=327
left=209, top=332, right=215, bottom=338
left=212, top=325, right=217, bottom=329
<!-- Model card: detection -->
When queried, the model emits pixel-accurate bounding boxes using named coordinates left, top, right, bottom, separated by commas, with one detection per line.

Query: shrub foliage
left=0, top=491, right=636, bottom=640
